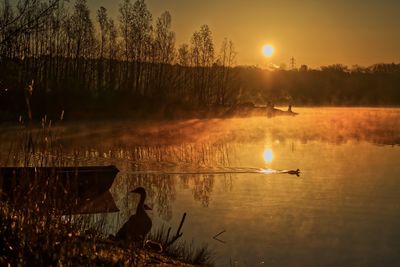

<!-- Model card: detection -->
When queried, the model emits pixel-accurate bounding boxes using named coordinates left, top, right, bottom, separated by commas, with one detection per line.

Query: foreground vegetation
left=0, top=121, right=215, bottom=266
left=0, top=201, right=211, bottom=266
left=0, top=202, right=139, bottom=266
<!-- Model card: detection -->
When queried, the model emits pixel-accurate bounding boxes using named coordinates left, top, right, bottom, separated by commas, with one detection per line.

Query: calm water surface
left=1, top=108, right=400, bottom=266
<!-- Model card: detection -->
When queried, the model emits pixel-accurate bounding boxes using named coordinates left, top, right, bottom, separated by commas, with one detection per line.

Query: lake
left=1, top=107, right=400, bottom=266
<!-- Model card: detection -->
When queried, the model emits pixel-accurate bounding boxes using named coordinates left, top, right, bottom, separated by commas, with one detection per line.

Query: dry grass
left=149, top=225, right=214, bottom=266
left=0, top=118, right=214, bottom=266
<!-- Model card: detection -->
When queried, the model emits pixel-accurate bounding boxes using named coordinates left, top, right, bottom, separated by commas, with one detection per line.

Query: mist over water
left=1, top=107, right=400, bottom=266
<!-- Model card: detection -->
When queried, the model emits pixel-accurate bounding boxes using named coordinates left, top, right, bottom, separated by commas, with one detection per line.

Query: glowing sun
left=262, top=44, right=274, bottom=57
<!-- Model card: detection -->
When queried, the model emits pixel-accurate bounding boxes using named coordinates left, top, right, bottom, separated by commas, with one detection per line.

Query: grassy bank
left=0, top=122, right=214, bottom=266
left=0, top=201, right=205, bottom=266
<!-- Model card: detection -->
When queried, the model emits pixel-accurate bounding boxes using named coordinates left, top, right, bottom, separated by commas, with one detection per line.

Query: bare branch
left=0, top=0, right=60, bottom=47
left=165, top=212, right=186, bottom=248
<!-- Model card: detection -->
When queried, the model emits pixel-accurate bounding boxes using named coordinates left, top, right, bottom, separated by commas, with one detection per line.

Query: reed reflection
left=190, top=174, right=215, bottom=207
left=113, top=171, right=175, bottom=222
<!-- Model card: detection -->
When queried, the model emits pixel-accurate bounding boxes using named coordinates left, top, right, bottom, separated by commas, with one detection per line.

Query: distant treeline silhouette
left=0, top=0, right=399, bottom=121
left=233, top=63, right=400, bottom=107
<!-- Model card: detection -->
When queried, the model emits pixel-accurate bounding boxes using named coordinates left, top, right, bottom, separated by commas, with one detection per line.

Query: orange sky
left=89, top=0, right=400, bottom=68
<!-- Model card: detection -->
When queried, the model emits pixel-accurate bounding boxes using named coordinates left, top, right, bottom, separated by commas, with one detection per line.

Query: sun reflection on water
left=258, top=168, right=276, bottom=174
left=263, top=148, right=274, bottom=163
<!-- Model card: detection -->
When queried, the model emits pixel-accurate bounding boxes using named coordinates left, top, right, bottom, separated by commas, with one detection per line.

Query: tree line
left=1, top=0, right=399, bottom=121
left=0, top=0, right=236, bottom=120
left=233, top=63, right=400, bottom=107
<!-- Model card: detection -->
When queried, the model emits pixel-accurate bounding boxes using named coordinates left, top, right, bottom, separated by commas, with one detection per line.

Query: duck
left=115, top=187, right=152, bottom=246
left=287, top=169, right=300, bottom=176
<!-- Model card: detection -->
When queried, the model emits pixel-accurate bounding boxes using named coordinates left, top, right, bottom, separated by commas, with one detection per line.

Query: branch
left=0, top=0, right=60, bottom=47
left=212, top=229, right=226, bottom=243
left=165, top=212, right=186, bottom=248
left=2, top=0, right=31, bottom=28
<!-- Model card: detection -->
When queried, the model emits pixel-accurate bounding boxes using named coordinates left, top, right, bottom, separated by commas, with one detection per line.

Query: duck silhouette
left=287, top=169, right=300, bottom=176
left=116, top=187, right=152, bottom=245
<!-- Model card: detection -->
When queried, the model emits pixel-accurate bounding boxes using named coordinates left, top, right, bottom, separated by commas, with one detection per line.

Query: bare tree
left=177, top=43, right=190, bottom=98
left=191, top=24, right=214, bottom=105
left=0, top=0, right=62, bottom=53
left=154, top=11, right=175, bottom=95
left=70, top=0, right=95, bottom=60
left=155, top=11, right=175, bottom=64
left=130, top=0, right=152, bottom=94
left=107, top=17, right=118, bottom=90
left=178, top=44, right=190, bottom=66
left=119, top=0, right=131, bottom=63
left=217, top=38, right=236, bottom=105
left=97, top=6, right=109, bottom=92
left=97, top=6, right=108, bottom=60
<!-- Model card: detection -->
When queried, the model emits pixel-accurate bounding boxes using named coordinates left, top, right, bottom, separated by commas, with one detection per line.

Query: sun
left=262, top=44, right=274, bottom=57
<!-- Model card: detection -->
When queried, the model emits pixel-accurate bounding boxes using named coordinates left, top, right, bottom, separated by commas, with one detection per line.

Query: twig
left=176, top=212, right=186, bottom=236
left=212, top=229, right=226, bottom=243
left=165, top=212, right=186, bottom=248
left=165, top=227, right=171, bottom=245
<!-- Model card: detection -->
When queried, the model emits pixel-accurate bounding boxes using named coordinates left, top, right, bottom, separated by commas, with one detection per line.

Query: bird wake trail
left=124, top=167, right=299, bottom=176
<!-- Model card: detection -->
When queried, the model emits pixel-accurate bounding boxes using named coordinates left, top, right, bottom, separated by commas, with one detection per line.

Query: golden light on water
left=263, top=148, right=274, bottom=163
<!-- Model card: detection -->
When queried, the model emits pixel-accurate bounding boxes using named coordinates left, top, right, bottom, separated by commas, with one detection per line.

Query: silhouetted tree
left=191, top=25, right=214, bottom=105
left=216, top=38, right=236, bottom=105
left=154, top=11, right=175, bottom=96
left=177, top=43, right=191, bottom=99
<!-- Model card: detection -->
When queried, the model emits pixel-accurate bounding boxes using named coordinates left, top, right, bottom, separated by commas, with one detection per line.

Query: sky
left=86, top=0, right=400, bottom=68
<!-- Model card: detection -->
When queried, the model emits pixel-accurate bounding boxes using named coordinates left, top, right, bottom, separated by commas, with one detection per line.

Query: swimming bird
left=287, top=169, right=300, bottom=176
left=115, top=187, right=152, bottom=246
